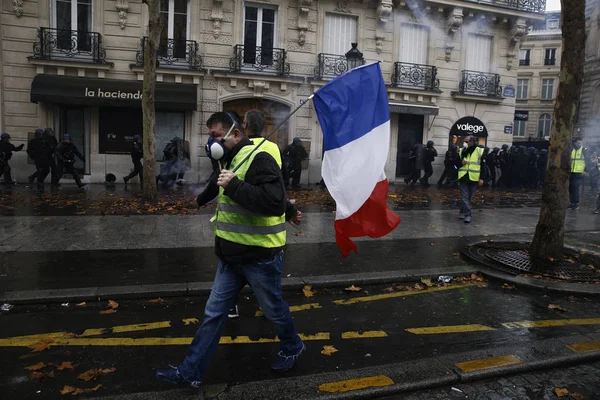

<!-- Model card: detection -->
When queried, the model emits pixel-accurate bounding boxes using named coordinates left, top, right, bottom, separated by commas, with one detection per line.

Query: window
left=324, top=14, right=357, bottom=55
left=159, top=0, right=189, bottom=59
left=545, top=48, right=557, bottom=65
left=399, top=23, right=429, bottom=65
left=517, top=79, right=529, bottom=99
left=53, top=0, right=92, bottom=51
left=514, top=120, right=527, bottom=137
left=547, top=19, right=559, bottom=30
left=244, top=4, right=277, bottom=65
left=538, top=114, right=552, bottom=138
left=541, top=79, right=554, bottom=99
left=466, top=34, right=492, bottom=72
left=519, top=49, right=530, bottom=66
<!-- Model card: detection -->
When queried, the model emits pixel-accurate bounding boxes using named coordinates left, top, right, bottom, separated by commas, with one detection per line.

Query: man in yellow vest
left=457, top=135, right=487, bottom=223
left=158, top=112, right=305, bottom=391
left=569, top=138, right=588, bottom=211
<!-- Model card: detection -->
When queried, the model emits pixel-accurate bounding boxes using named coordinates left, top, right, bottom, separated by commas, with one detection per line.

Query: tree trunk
left=141, top=0, right=160, bottom=202
left=530, top=0, right=585, bottom=260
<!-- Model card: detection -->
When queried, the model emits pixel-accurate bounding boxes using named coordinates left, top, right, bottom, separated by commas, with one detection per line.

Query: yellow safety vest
left=215, top=144, right=286, bottom=248
left=570, top=148, right=585, bottom=173
left=250, top=137, right=282, bottom=168
left=458, top=147, right=484, bottom=182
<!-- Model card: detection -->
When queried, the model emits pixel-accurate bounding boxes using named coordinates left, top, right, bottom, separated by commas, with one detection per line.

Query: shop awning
left=388, top=103, right=439, bottom=116
left=31, top=75, right=197, bottom=111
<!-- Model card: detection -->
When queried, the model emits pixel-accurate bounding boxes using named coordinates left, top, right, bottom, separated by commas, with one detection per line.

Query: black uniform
left=420, top=144, right=438, bottom=186
left=497, top=148, right=510, bottom=187
left=405, top=144, right=421, bottom=186
left=0, top=141, right=24, bottom=184
left=56, top=142, right=85, bottom=187
left=124, top=140, right=143, bottom=184
left=437, top=146, right=460, bottom=187
left=486, top=150, right=498, bottom=188
left=284, top=139, right=308, bottom=188
left=27, top=136, right=50, bottom=186
left=527, top=148, right=539, bottom=188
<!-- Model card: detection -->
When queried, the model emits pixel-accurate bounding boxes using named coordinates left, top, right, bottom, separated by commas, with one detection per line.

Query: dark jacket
left=197, top=137, right=296, bottom=264
left=0, top=141, right=24, bottom=162
left=423, top=147, right=438, bottom=164
left=57, top=142, right=85, bottom=163
left=131, top=141, right=143, bottom=162
left=459, top=146, right=488, bottom=182
left=44, top=135, right=58, bottom=156
left=27, top=137, right=47, bottom=161
left=284, top=142, right=308, bottom=165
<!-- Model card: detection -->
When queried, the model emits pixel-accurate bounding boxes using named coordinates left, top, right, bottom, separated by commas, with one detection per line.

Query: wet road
left=1, top=279, right=600, bottom=399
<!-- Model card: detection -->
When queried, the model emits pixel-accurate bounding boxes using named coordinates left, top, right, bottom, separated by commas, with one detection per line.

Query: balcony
left=229, top=45, right=289, bottom=76
left=313, top=54, right=349, bottom=80
left=30, top=27, right=108, bottom=64
left=391, top=62, right=440, bottom=92
left=461, top=0, right=546, bottom=14
left=519, top=59, right=530, bottom=66
left=134, top=37, right=202, bottom=70
left=458, top=70, right=502, bottom=97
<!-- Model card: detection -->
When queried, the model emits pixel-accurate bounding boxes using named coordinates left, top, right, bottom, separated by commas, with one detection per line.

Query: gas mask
left=205, top=123, right=236, bottom=162
left=462, top=141, right=469, bottom=150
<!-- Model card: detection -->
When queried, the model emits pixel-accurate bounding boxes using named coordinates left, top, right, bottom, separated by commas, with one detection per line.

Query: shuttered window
left=466, top=34, right=492, bottom=72
left=399, top=23, right=429, bottom=65
left=323, top=14, right=357, bottom=55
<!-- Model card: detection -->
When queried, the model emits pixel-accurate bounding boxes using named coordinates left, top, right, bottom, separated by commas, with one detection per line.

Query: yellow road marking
left=456, top=355, right=522, bottom=373
left=568, top=340, right=600, bottom=353
left=112, top=321, right=172, bottom=333
left=502, top=318, right=600, bottom=329
left=342, top=331, right=388, bottom=339
left=255, top=303, right=322, bottom=317
left=406, top=324, right=495, bottom=335
left=300, top=333, right=330, bottom=341
left=318, top=375, right=394, bottom=393
left=80, top=329, right=107, bottom=337
left=333, top=284, right=474, bottom=305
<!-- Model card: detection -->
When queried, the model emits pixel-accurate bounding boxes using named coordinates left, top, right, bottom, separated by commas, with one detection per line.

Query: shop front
left=30, top=75, right=197, bottom=182
left=449, top=116, right=489, bottom=148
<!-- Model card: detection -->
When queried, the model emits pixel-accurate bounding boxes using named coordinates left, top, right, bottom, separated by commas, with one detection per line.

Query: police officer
left=569, top=138, right=588, bottom=211
left=405, top=143, right=421, bottom=187
left=420, top=140, right=437, bottom=187
left=56, top=134, right=86, bottom=188
left=457, top=136, right=487, bottom=224
left=486, top=147, right=499, bottom=188
left=123, top=134, right=143, bottom=186
left=27, top=128, right=49, bottom=188
left=437, top=144, right=459, bottom=188
left=284, top=138, right=308, bottom=189
left=0, top=133, right=24, bottom=185
left=537, top=149, right=548, bottom=187
left=43, top=128, right=59, bottom=185
left=497, top=144, right=510, bottom=187
left=527, top=147, right=539, bottom=188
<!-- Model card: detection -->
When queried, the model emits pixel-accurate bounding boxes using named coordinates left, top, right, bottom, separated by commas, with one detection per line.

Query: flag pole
left=231, top=94, right=314, bottom=173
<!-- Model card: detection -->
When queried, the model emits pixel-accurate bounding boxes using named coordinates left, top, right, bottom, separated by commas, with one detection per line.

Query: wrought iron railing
left=461, top=0, right=546, bottom=13
left=391, top=62, right=440, bottom=91
left=30, top=27, right=107, bottom=64
left=229, top=45, right=289, bottom=76
left=313, top=53, right=349, bottom=80
left=519, top=59, right=530, bottom=66
left=135, top=37, right=201, bottom=69
left=458, top=70, right=502, bottom=97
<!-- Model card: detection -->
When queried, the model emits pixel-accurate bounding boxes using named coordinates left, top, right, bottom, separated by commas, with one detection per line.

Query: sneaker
left=458, top=213, right=465, bottom=219
left=572, top=205, right=579, bottom=211
left=228, top=305, right=239, bottom=319
left=271, top=342, right=306, bottom=372
left=156, top=365, right=203, bottom=389
left=464, top=215, right=472, bottom=223
left=594, top=209, right=599, bottom=214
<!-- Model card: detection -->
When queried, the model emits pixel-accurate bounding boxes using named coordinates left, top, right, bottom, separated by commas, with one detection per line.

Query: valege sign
left=449, top=116, right=488, bottom=137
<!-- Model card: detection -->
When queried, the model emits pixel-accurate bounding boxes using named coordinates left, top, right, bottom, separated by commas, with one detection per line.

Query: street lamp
left=345, top=43, right=364, bottom=70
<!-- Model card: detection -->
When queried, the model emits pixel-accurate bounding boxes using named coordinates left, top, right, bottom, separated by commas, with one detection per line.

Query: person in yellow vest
left=157, top=112, right=305, bottom=391
left=457, top=136, right=487, bottom=223
left=569, top=138, right=588, bottom=211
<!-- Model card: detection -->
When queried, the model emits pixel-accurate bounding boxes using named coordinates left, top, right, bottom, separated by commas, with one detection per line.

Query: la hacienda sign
left=85, top=87, right=142, bottom=100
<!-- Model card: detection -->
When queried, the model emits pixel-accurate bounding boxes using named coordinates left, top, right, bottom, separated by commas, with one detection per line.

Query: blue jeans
left=569, top=173, right=584, bottom=205
left=459, top=180, right=477, bottom=217
left=177, top=251, right=303, bottom=382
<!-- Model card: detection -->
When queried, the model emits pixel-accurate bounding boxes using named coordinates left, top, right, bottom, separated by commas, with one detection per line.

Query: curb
left=0, top=267, right=477, bottom=305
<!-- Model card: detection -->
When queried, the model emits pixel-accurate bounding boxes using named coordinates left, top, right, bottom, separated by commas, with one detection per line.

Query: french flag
left=313, top=62, right=401, bottom=257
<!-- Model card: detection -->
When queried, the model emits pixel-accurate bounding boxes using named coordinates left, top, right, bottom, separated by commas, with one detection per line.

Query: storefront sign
left=514, top=110, right=529, bottom=121
left=503, top=85, right=516, bottom=98
left=449, top=116, right=488, bottom=138
left=31, top=75, right=197, bottom=111
left=504, top=125, right=513, bottom=134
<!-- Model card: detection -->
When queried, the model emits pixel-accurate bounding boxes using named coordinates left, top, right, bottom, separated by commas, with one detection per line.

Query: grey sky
left=546, top=0, right=560, bottom=11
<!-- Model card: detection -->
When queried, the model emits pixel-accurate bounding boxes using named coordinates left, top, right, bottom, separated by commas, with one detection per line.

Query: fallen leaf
left=295, top=231, right=304, bottom=236
left=28, top=338, right=55, bottom=352
left=420, top=278, right=433, bottom=287
left=384, top=287, right=395, bottom=292
left=502, top=283, right=515, bottom=289
left=430, top=242, right=436, bottom=246
left=321, top=345, right=338, bottom=356
left=29, top=371, right=45, bottom=380
left=25, top=362, right=46, bottom=371
left=77, top=367, right=116, bottom=382
left=107, top=300, right=119, bottom=309
left=568, top=296, right=578, bottom=301
left=570, top=393, right=584, bottom=400
left=414, top=283, right=426, bottom=290
left=483, top=234, right=489, bottom=237
left=302, top=285, right=316, bottom=298
left=453, top=252, right=461, bottom=257
left=60, top=385, right=77, bottom=395
left=55, top=362, right=77, bottom=371
left=344, top=285, right=361, bottom=292
left=470, top=273, right=485, bottom=282
left=554, top=387, right=569, bottom=397
left=75, top=302, right=86, bottom=307
left=148, top=298, right=166, bottom=304
left=61, top=384, right=102, bottom=395
left=99, top=309, right=117, bottom=315
left=182, top=318, right=199, bottom=325
left=548, top=304, right=568, bottom=312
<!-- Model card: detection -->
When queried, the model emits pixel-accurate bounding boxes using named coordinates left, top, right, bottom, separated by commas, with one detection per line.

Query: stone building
left=0, top=0, right=546, bottom=184
left=514, top=10, right=560, bottom=147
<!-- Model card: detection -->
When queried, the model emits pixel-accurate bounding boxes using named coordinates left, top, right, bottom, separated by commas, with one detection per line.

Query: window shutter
left=324, top=14, right=357, bottom=55
left=399, top=24, right=429, bottom=65
left=466, top=34, right=492, bottom=72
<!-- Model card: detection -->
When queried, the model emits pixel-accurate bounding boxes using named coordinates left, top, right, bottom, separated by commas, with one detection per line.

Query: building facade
left=514, top=10, right=560, bottom=147
left=0, top=0, right=546, bottom=184
left=578, top=0, right=600, bottom=150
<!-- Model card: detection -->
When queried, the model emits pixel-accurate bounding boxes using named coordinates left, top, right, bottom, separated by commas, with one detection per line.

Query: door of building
left=58, top=106, right=90, bottom=174
left=395, top=114, right=424, bottom=177
left=223, top=98, right=291, bottom=151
